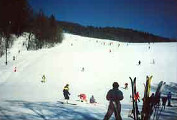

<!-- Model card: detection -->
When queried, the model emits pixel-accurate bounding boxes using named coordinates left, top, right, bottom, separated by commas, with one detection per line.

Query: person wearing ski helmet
left=104, top=82, right=124, bottom=120
left=63, top=84, right=70, bottom=101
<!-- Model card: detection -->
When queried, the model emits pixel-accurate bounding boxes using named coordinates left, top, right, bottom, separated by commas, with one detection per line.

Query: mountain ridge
left=58, top=21, right=177, bottom=43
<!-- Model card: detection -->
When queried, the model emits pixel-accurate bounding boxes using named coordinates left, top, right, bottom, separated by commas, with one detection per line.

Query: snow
left=0, top=33, right=177, bottom=120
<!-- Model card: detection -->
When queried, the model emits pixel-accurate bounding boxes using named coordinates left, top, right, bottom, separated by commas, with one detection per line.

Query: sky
left=29, top=0, right=177, bottom=39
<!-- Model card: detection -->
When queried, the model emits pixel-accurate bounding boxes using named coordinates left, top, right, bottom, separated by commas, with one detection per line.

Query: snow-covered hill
left=0, top=33, right=177, bottom=120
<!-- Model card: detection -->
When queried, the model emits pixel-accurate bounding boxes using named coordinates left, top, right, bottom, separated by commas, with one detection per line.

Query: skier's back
left=104, top=82, right=124, bottom=120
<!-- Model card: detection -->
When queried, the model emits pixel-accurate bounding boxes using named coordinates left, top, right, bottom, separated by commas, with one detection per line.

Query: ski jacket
left=63, top=86, right=70, bottom=99
left=106, top=88, right=124, bottom=102
left=106, top=88, right=123, bottom=113
left=79, top=94, right=86, bottom=100
left=134, top=92, right=140, bottom=101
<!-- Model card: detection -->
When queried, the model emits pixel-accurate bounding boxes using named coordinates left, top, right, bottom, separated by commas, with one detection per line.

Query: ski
left=153, top=81, right=166, bottom=120
left=134, top=78, right=140, bottom=120
left=141, top=76, right=152, bottom=120
left=57, top=101, right=77, bottom=105
left=129, top=77, right=137, bottom=120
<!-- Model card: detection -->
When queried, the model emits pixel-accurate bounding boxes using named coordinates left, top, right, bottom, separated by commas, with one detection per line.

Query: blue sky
left=29, top=0, right=177, bottom=39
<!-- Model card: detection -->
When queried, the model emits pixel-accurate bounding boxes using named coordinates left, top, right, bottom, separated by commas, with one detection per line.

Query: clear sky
left=29, top=0, right=177, bottom=39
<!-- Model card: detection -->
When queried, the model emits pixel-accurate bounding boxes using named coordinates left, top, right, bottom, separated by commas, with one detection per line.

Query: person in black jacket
left=63, top=84, right=70, bottom=103
left=104, top=82, right=124, bottom=120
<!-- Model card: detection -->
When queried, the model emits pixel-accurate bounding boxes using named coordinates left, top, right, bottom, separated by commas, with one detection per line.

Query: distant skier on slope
left=124, top=83, right=128, bottom=89
left=162, top=97, right=168, bottom=109
left=13, top=56, right=15, bottom=61
left=41, top=75, right=46, bottom=83
left=103, top=82, right=124, bottom=120
left=78, top=93, right=87, bottom=102
left=138, top=60, right=141, bottom=65
left=167, top=92, right=172, bottom=106
left=90, top=95, right=96, bottom=104
left=14, top=67, right=17, bottom=72
left=63, top=84, right=70, bottom=103
left=81, top=67, right=85, bottom=72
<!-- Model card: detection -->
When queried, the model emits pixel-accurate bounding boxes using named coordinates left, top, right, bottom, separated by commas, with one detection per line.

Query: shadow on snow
left=0, top=100, right=104, bottom=120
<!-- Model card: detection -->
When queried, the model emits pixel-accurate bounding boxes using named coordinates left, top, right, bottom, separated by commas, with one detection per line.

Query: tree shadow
left=0, top=100, right=103, bottom=120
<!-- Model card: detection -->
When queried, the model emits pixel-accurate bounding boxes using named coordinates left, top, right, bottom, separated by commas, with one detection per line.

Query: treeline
left=58, top=21, right=176, bottom=43
left=0, top=0, right=63, bottom=52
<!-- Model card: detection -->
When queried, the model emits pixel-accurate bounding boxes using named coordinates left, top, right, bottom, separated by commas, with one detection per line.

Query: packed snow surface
left=0, top=33, right=177, bottom=120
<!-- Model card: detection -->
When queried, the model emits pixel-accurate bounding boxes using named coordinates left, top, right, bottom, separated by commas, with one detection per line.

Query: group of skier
left=62, top=81, right=173, bottom=120
left=62, top=84, right=96, bottom=104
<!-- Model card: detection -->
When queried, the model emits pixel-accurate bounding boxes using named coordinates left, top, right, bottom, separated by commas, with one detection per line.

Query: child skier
left=14, top=67, right=17, bottom=72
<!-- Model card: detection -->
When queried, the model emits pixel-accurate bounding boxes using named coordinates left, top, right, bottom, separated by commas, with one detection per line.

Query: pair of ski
left=57, top=101, right=77, bottom=105
left=129, top=77, right=139, bottom=120
left=141, top=76, right=153, bottom=120
left=152, top=81, right=166, bottom=120
left=129, top=76, right=152, bottom=120
left=141, top=76, right=165, bottom=120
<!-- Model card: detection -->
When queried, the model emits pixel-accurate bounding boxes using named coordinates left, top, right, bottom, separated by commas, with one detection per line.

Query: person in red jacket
left=104, top=82, right=124, bottom=120
left=78, top=94, right=87, bottom=102
left=134, top=92, right=140, bottom=102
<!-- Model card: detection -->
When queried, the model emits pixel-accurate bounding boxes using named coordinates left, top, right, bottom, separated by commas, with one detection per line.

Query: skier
left=63, top=84, right=70, bottom=103
left=81, top=67, right=85, bottom=72
left=152, top=59, right=155, bottom=64
left=118, top=43, right=120, bottom=47
left=124, top=83, right=128, bottom=89
left=167, top=92, right=172, bottom=106
left=41, top=75, right=46, bottom=83
left=103, top=82, right=124, bottom=120
left=138, top=60, right=141, bottom=65
left=162, top=97, right=167, bottom=109
left=13, top=56, right=15, bottom=61
left=90, top=95, right=96, bottom=104
left=78, top=94, right=87, bottom=102
left=14, top=67, right=17, bottom=72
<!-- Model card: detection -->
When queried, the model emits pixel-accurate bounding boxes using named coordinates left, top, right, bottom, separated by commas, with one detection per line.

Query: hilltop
left=58, top=21, right=177, bottom=43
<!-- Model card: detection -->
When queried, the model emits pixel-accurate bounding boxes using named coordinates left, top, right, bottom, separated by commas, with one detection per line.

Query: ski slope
left=0, top=33, right=177, bottom=120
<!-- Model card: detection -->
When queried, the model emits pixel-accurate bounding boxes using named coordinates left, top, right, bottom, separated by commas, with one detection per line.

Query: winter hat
left=113, top=82, right=119, bottom=88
